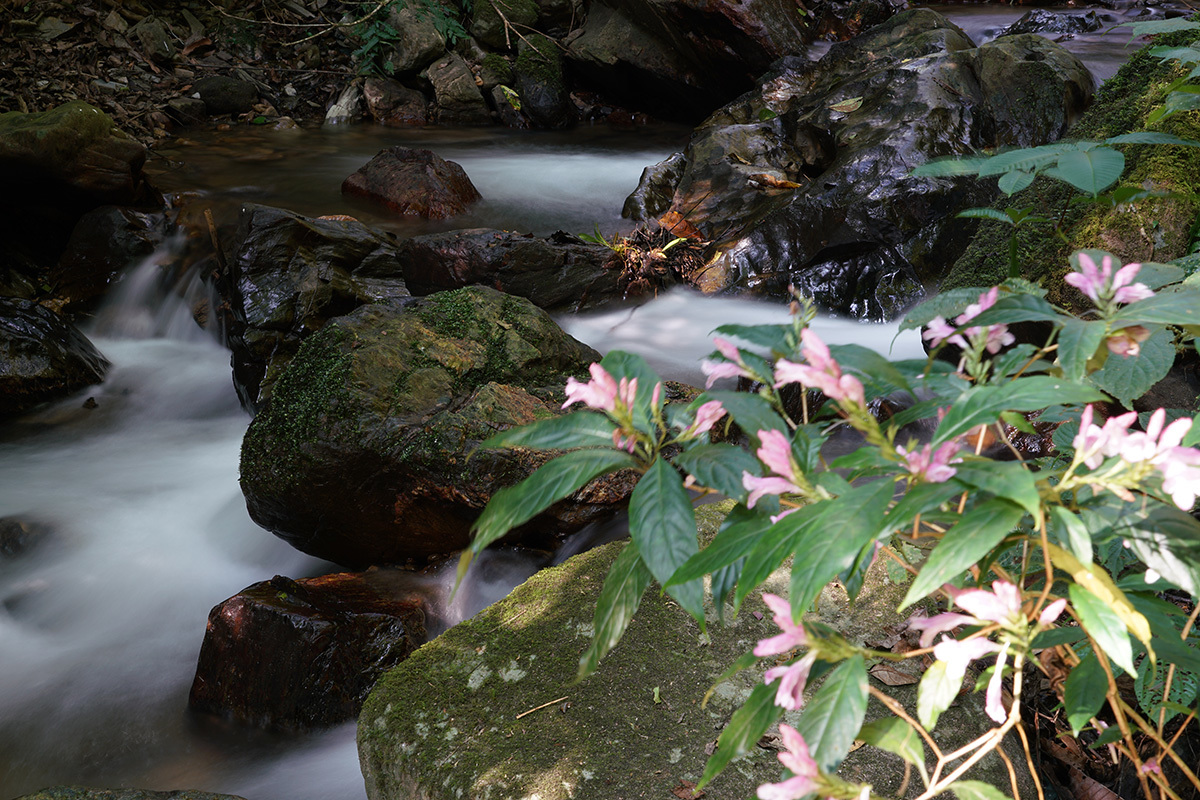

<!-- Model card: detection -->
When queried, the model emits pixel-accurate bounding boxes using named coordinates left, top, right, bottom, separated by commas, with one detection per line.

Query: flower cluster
left=1073, top=405, right=1200, bottom=509
left=775, top=328, right=866, bottom=407
left=701, top=337, right=756, bottom=388
left=1065, top=252, right=1153, bottom=308
left=896, top=441, right=961, bottom=484
left=563, top=363, right=656, bottom=452
left=742, top=430, right=811, bottom=516
left=923, top=287, right=1016, bottom=357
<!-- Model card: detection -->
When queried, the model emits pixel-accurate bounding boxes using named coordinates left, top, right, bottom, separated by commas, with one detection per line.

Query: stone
left=239, top=287, right=629, bottom=566
left=215, top=203, right=408, bottom=409
left=189, top=571, right=427, bottom=730
left=341, top=147, right=482, bottom=219
left=811, top=0, right=906, bottom=42
left=52, top=205, right=167, bottom=313
left=0, top=516, right=53, bottom=559
left=0, top=298, right=110, bottom=419
left=363, top=77, right=429, bottom=126
left=424, top=53, right=492, bottom=125
left=325, top=80, right=366, bottom=125
left=489, top=85, right=529, bottom=129
left=166, top=95, right=207, bottom=125
left=382, top=5, right=447, bottom=74
left=192, top=76, right=258, bottom=116
left=622, top=152, right=687, bottom=221
left=1001, top=8, right=1109, bottom=37
left=513, top=34, right=572, bottom=129
left=399, top=228, right=622, bottom=311
left=471, top=0, right=540, bottom=49
left=128, top=16, right=176, bottom=63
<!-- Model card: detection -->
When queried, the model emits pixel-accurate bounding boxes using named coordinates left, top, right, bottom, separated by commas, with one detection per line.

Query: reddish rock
left=189, top=570, right=427, bottom=730
left=363, top=78, right=429, bottom=127
left=341, top=147, right=481, bottom=219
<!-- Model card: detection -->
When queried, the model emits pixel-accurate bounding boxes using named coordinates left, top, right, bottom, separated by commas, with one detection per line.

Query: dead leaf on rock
left=672, top=779, right=705, bottom=799
left=828, top=96, right=863, bottom=113
left=869, top=662, right=919, bottom=686
left=704, top=739, right=718, bottom=756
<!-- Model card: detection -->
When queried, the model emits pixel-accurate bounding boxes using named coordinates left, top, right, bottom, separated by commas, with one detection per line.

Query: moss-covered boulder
left=942, top=27, right=1200, bottom=306
left=471, top=0, right=540, bottom=50
left=513, top=34, right=573, bottom=129
left=240, top=286, right=627, bottom=567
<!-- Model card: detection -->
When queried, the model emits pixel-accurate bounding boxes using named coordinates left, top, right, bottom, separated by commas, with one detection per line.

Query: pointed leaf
left=1058, top=317, right=1107, bottom=383
left=902, top=499, right=1026, bottom=606
left=901, top=288, right=993, bottom=331
left=857, top=718, right=927, bottom=783
left=697, top=680, right=784, bottom=788
left=829, top=96, right=864, bottom=112
left=1064, top=654, right=1109, bottom=735
left=918, top=659, right=957, bottom=729
left=577, top=540, right=653, bottom=679
left=735, top=503, right=824, bottom=608
left=629, top=459, right=703, bottom=620
left=998, top=169, right=1035, bottom=195
left=1071, top=583, right=1135, bottom=675
left=667, top=504, right=770, bottom=587
left=957, top=207, right=1017, bottom=224
left=978, top=143, right=1075, bottom=176
left=712, top=558, right=743, bottom=623
left=910, top=156, right=989, bottom=178
left=705, top=391, right=790, bottom=446
left=1111, top=288, right=1200, bottom=326
left=1043, top=148, right=1124, bottom=196
left=934, top=377, right=1106, bottom=444
left=951, top=461, right=1040, bottom=516
left=1049, top=504, right=1093, bottom=564
left=673, top=443, right=761, bottom=502
left=712, top=323, right=793, bottom=354
left=478, top=411, right=616, bottom=451
left=796, top=655, right=869, bottom=771
left=828, top=343, right=914, bottom=396
left=1106, top=131, right=1200, bottom=148
left=952, top=780, right=1013, bottom=800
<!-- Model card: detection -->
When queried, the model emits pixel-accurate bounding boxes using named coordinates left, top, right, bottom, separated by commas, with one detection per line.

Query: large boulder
left=363, top=77, right=429, bottom=127
left=514, top=34, right=573, bottom=129
left=629, top=10, right=1094, bottom=319
left=189, top=571, right=426, bottom=730
left=564, top=0, right=810, bottom=121
left=381, top=4, right=447, bottom=74
left=52, top=205, right=167, bottom=313
left=217, top=203, right=408, bottom=410
left=424, top=53, right=493, bottom=125
left=0, top=298, right=110, bottom=419
left=240, top=286, right=630, bottom=567
left=399, top=228, right=622, bottom=311
left=342, top=147, right=482, bottom=219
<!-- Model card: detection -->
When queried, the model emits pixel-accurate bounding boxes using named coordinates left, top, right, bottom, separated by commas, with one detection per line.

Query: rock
left=325, top=80, right=366, bottom=125
left=189, top=571, right=426, bottom=730
left=638, top=10, right=1093, bottom=319
left=166, top=96, right=207, bottom=125
left=382, top=5, right=447, bottom=74
left=14, top=791, right=247, bottom=800
left=240, top=287, right=628, bottom=566
left=472, top=0, right=540, bottom=49
left=564, top=0, right=810, bottom=121
left=399, top=229, right=621, bottom=310
left=52, top=205, right=167, bottom=313
left=363, top=77, right=429, bottom=126
left=128, top=16, right=176, bottom=63
left=478, top=54, right=514, bottom=90
left=0, top=516, right=53, bottom=558
left=0, top=298, right=110, bottom=419
left=1001, top=9, right=1108, bottom=37
left=342, top=147, right=482, bottom=219
left=810, top=0, right=906, bottom=42
left=622, top=152, right=687, bottom=221
left=490, top=85, right=529, bottom=129
left=216, top=203, right=408, bottom=409
left=192, top=76, right=259, bottom=116
left=424, top=53, right=492, bottom=125
left=514, top=34, right=573, bottom=129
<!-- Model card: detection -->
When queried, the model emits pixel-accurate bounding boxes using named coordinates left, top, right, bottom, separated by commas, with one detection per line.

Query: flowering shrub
left=461, top=249, right=1200, bottom=799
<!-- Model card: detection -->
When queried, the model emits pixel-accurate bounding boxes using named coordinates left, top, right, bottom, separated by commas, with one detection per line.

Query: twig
left=516, top=695, right=568, bottom=719
left=204, top=209, right=227, bottom=271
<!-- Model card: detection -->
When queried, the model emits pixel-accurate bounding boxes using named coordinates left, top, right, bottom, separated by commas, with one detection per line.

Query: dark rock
left=381, top=5, right=446, bottom=74
left=363, top=77, right=429, bottom=126
left=564, top=0, right=810, bottom=121
left=0, top=516, right=52, bottom=558
left=490, top=85, right=530, bottom=129
left=1001, top=9, right=1108, bottom=37
left=342, top=147, right=482, bottom=219
left=478, top=53, right=514, bottom=90
left=514, top=35, right=573, bottom=129
left=192, top=76, right=259, bottom=116
left=638, top=10, right=1093, bottom=319
left=166, top=96, right=207, bottom=125
left=14, top=788, right=247, bottom=800
left=189, top=571, right=426, bottom=730
left=216, top=203, right=408, bottom=409
left=240, top=287, right=631, bottom=566
left=400, top=228, right=621, bottom=310
left=53, top=206, right=167, bottom=313
left=472, top=0, right=541, bottom=49
left=811, top=0, right=906, bottom=42
left=424, top=53, right=492, bottom=125
left=622, top=152, right=687, bottom=221
left=0, top=298, right=110, bottom=419
left=128, top=16, right=176, bottom=63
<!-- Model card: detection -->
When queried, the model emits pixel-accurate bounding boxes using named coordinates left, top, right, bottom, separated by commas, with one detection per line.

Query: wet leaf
left=829, top=96, right=863, bottom=113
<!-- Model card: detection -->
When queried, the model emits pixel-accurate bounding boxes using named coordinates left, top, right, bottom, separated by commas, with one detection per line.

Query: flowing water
left=0, top=10, right=1158, bottom=798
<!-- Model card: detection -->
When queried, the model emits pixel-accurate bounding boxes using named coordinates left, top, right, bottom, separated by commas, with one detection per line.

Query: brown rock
left=363, top=77, right=429, bottom=126
left=342, top=147, right=481, bottom=219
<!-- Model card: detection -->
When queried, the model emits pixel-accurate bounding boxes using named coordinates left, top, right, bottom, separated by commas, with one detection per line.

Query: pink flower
left=1065, top=252, right=1153, bottom=306
left=933, top=635, right=1008, bottom=722
left=1106, top=325, right=1150, bottom=357
left=744, top=474, right=805, bottom=508
left=742, top=429, right=806, bottom=507
left=923, top=287, right=1014, bottom=355
left=1074, top=406, right=1200, bottom=509
left=764, top=652, right=818, bottom=710
left=757, top=724, right=820, bottom=800
left=775, top=329, right=866, bottom=407
left=897, top=441, right=961, bottom=483
left=945, top=581, right=1024, bottom=627
left=1039, top=598, right=1068, bottom=626
left=702, top=337, right=753, bottom=388
left=909, top=611, right=979, bottom=648
left=563, top=363, right=619, bottom=411
left=754, top=593, right=807, bottom=656
left=681, top=399, right=726, bottom=440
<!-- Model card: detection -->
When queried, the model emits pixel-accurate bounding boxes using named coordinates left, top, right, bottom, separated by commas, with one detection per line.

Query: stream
left=0, top=10, right=1162, bottom=799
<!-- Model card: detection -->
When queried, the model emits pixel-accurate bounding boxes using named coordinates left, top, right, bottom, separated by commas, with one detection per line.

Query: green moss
left=515, top=33, right=563, bottom=90
left=480, top=52, right=514, bottom=84
left=0, top=100, right=118, bottom=164
left=418, top=287, right=478, bottom=339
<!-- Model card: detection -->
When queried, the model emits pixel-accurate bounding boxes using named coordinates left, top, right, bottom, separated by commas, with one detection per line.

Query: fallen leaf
left=828, top=96, right=863, bottom=113
left=869, top=663, right=920, bottom=686
left=672, top=779, right=706, bottom=799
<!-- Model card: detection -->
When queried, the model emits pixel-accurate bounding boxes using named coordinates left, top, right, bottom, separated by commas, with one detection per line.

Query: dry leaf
left=748, top=173, right=802, bottom=189
left=828, top=96, right=864, bottom=113
left=657, top=210, right=703, bottom=241
left=869, top=662, right=920, bottom=686
left=672, top=779, right=706, bottom=799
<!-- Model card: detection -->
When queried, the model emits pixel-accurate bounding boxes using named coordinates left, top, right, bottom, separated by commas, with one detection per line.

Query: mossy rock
left=514, top=34, right=572, bottom=129
left=240, top=286, right=627, bottom=567
left=471, top=0, right=540, bottom=49
left=942, top=25, right=1200, bottom=308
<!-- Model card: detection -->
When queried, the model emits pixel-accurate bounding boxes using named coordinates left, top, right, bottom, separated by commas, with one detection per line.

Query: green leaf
left=478, top=411, right=616, bottom=451
left=881, top=481, right=964, bottom=538
left=735, top=503, right=824, bottom=608
left=952, top=780, right=1013, bottom=800
left=697, top=680, right=784, bottom=789
left=917, top=659, right=957, bottom=729
left=667, top=504, right=770, bottom=587
left=1111, top=288, right=1200, bottom=327
left=978, top=143, right=1075, bottom=176
left=577, top=540, right=653, bottom=679
left=910, top=155, right=989, bottom=178
left=1064, top=654, right=1109, bottom=735
left=1090, top=724, right=1125, bottom=748
left=951, top=461, right=1040, bottom=516
left=1043, top=148, right=1125, bottom=196
left=673, top=443, right=760, bottom=502
left=469, top=448, right=636, bottom=561
left=857, top=718, right=927, bottom=782
left=957, top=207, right=1016, bottom=224
left=712, top=558, right=742, bottom=623
left=900, top=287, right=992, bottom=331
left=705, top=391, right=789, bottom=446
left=1058, top=317, right=1108, bottom=383
left=629, top=459, right=703, bottom=621
left=1071, top=583, right=1135, bottom=675
left=902, top=499, right=1026, bottom=606
left=600, top=350, right=663, bottom=423
left=712, top=323, right=793, bottom=354
left=1031, top=626, right=1087, bottom=648
left=1105, top=131, right=1200, bottom=148
left=934, top=377, right=1107, bottom=444
left=828, top=344, right=914, bottom=396
left=998, top=169, right=1035, bottom=195
left=1124, top=504, right=1200, bottom=596
left=1088, top=326, right=1174, bottom=407
left=1049, top=505, right=1093, bottom=564
left=795, top=655, right=869, bottom=772
left=1129, top=261, right=1185, bottom=290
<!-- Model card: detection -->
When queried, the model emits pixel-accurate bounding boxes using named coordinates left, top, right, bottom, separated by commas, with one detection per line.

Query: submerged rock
left=240, top=286, right=630, bottom=566
left=189, top=571, right=426, bottom=730
left=342, top=146, right=482, bottom=219
left=0, top=298, right=110, bottom=419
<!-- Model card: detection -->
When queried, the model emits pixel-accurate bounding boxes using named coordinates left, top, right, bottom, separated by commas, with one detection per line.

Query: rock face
left=400, top=229, right=621, bottom=311
left=627, top=10, right=1094, bottom=319
left=217, top=203, right=408, bottom=410
left=514, top=35, right=573, bottom=129
left=189, top=571, right=426, bottom=730
left=240, top=287, right=629, bottom=567
left=363, top=77, right=429, bottom=126
left=564, top=0, right=810, bottom=121
left=0, top=298, right=110, bottom=419
left=342, top=147, right=483, bottom=219
left=52, top=205, right=167, bottom=313
left=424, top=53, right=492, bottom=125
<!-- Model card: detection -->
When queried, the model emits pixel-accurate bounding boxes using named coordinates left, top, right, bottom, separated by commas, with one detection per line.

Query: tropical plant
left=460, top=250, right=1200, bottom=799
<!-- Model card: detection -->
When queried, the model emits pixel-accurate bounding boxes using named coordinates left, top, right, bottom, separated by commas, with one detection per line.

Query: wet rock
left=472, top=0, right=540, bottom=49
left=166, top=96, right=207, bottom=125
left=564, top=0, right=810, bottom=121
left=192, top=76, right=259, bottom=116
left=425, top=53, right=493, bottom=125
left=0, top=516, right=53, bottom=559
left=216, top=203, right=408, bottom=409
left=342, top=147, right=482, bottom=219
left=490, top=85, right=530, bottom=129
left=15, top=788, right=246, bottom=800
left=622, top=152, right=687, bottom=221
left=363, top=77, right=429, bottom=126
left=514, top=34, right=573, bottom=129
left=128, top=16, right=176, bottom=63
left=0, top=298, right=110, bottom=419
left=189, top=571, right=426, bottom=730
left=1001, top=9, right=1108, bottom=37
left=325, top=80, right=366, bottom=125
left=381, top=5, right=447, bottom=74
left=240, top=287, right=630, bottom=566
left=53, top=206, right=167, bottom=313
left=811, top=0, right=906, bottom=42
left=400, top=229, right=621, bottom=311
left=638, top=10, right=1093, bottom=319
